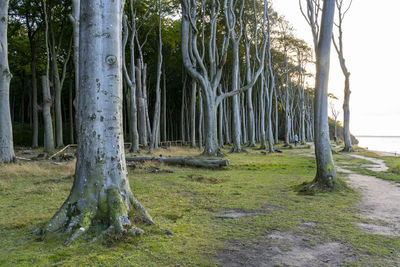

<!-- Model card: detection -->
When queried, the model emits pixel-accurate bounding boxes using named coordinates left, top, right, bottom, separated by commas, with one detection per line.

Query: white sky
left=272, top=0, right=400, bottom=136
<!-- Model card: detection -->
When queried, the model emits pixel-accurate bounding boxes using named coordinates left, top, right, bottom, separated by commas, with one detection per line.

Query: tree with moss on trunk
left=306, top=0, right=337, bottom=189
left=37, top=0, right=169, bottom=245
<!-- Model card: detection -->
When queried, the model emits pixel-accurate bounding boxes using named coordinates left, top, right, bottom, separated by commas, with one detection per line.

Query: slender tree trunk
left=30, top=43, right=39, bottom=148
left=342, top=74, right=352, bottom=151
left=162, top=66, right=167, bottom=142
left=0, top=0, right=15, bottom=162
left=198, top=91, right=203, bottom=150
left=50, top=39, right=64, bottom=148
left=42, top=76, right=54, bottom=152
left=190, top=79, right=197, bottom=148
left=313, top=0, right=337, bottom=188
left=69, top=70, right=74, bottom=144
left=259, top=77, right=266, bottom=149
left=150, top=0, right=163, bottom=153
left=70, top=0, right=80, bottom=131
left=136, top=61, right=147, bottom=146
left=231, top=43, right=242, bottom=153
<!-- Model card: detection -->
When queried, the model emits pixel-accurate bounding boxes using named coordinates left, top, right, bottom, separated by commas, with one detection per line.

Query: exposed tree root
left=35, top=187, right=171, bottom=246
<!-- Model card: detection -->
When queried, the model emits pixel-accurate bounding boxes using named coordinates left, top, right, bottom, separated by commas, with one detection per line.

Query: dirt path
left=340, top=153, right=400, bottom=235
left=217, top=152, right=400, bottom=266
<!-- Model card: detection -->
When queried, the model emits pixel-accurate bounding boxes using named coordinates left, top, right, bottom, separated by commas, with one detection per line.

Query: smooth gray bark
left=313, top=0, right=337, bottom=187
left=333, top=0, right=353, bottom=152
left=190, top=79, right=197, bottom=147
left=69, top=0, right=80, bottom=130
left=136, top=60, right=147, bottom=146
left=150, top=0, right=163, bottom=152
left=122, top=10, right=139, bottom=153
left=49, top=25, right=71, bottom=148
left=0, top=0, right=15, bottom=163
left=42, top=76, right=54, bottom=152
left=41, top=0, right=167, bottom=245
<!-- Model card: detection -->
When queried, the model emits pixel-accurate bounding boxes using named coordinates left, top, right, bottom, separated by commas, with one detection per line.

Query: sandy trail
left=218, top=152, right=400, bottom=266
left=339, top=153, right=400, bottom=235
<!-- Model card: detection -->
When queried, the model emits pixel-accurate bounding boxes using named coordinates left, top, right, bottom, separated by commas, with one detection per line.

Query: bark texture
left=313, top=0, right=337, bottom=188
left=0, top=0, right=16, bottom=163
left=41, top=0, right=167, bottom=245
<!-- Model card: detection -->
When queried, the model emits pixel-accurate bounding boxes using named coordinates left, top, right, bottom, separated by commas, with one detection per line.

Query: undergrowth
left=0, top=146, right=399, bottom=266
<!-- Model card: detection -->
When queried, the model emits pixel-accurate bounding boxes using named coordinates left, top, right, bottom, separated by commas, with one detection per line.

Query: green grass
left=341, top=147, right=400, bottom=183
left=0, top=146, right=399, bottom=266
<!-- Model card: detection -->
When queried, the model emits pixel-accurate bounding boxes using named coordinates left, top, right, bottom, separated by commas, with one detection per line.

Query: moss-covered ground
left=0, top=146, right=399, bottom=266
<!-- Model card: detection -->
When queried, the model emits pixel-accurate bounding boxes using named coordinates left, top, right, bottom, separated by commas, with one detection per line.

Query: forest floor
left=0, top=145, right=400, bottom=266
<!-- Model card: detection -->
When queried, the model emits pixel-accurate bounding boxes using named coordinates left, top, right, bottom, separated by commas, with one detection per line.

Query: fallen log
left=279, top=145, right=311, bottom=150
left=125, top=156, right=229, bottom=169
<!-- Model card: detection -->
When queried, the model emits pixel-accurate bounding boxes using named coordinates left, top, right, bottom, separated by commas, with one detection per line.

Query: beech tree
left=0, top=0, right=16, bottom=163
left=39, top=0, right=168, bottom=245
left=333, top=0, right=353, bottom=152
left=311, top=0, right=337, bottom=188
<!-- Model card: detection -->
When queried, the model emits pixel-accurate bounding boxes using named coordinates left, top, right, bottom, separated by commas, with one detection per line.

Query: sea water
left=356, top=136, right=400, bottom=154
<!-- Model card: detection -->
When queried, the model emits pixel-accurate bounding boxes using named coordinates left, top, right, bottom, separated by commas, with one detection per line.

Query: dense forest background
left=6, top=0, right=357, bottom=148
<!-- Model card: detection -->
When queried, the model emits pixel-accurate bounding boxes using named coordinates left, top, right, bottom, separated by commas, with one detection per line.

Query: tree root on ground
left=34, top=190, right=172, bottom=246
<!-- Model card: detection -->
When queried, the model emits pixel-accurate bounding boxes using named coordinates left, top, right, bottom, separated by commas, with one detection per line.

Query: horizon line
left=356, top=135, right=400, bottom=138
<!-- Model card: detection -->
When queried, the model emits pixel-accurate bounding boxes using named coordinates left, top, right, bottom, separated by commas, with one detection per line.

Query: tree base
left=229, top=147, right=247, bottom=153
left=35, top=188, right=171, bottom=246
left=341, top=146, right=354, bottom=152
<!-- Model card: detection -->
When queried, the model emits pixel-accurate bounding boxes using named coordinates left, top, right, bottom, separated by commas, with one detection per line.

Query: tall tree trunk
left=70, top=0, right=80, bottom=132
left=342, top=74, right=352, bottom=151
left=30, top=43, right=39, bottom=148
left=230, top=43, right=242, bottom=153
left=162, top=66, right=167, bottom=142
left=198, top=91, right=203, bottom=150
left=0, top=0, right=15, bottom=163
left=190, top=79, right=197, bottom=148
left=313, top=0, right=337, bottom=188
left=50, top=38, right=64, bottom=148
left=136, top=61, right=147, bottom=146
left=42, top=76, right=55, bottom=152
left=69, top=70, right=74, bottom=144
left=150, top=0, right=163, bottom=153
left=41, top=0, right=167, bottom=245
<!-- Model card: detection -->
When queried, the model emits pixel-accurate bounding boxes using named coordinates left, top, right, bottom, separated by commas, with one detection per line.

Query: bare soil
left=343, top=153, right=400, bottom=236
left=217, top=152, right=400, bottom=266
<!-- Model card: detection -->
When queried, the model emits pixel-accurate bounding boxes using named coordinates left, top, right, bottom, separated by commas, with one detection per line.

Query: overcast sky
left=272, top=0, right=400, bottom=136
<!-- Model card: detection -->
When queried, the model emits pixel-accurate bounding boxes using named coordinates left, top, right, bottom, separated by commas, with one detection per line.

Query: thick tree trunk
left=203, top=96, right=220, bottom=156
left=313, top=0, right=337, bottom=188
left=0, top=0, right=15, bottom=163
left=41, top=0, right=167, bottom=245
